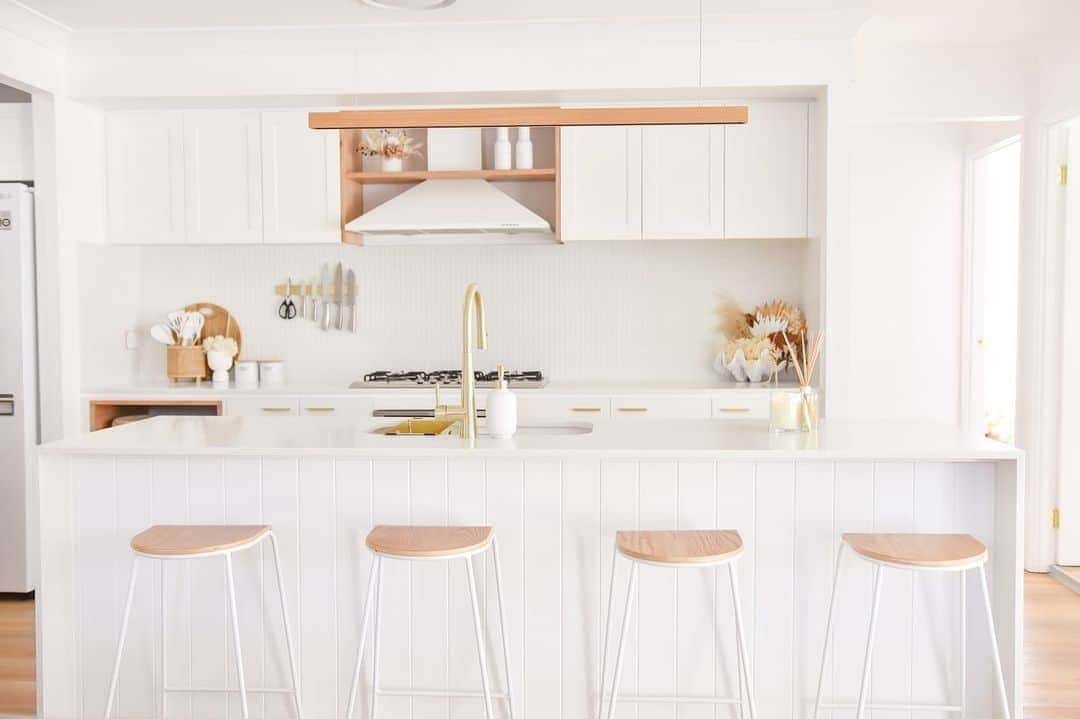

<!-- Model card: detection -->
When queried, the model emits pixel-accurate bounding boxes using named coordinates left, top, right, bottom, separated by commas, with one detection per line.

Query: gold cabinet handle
left=571, top=407, right=603, bottom=413
left=260, top=407, right=293, bottom=413
left=716, top=407, right=751, bottom=413
left=304, top=407, right=336, bottom=413
left=617, top=407, right=649, bottom=413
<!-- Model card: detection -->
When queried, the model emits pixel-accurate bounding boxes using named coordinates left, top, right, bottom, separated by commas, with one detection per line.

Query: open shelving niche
left=338, top=126, right=561, bottom=245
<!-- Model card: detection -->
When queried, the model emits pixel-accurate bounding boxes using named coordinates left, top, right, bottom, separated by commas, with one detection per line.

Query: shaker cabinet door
left=560, top=125, right=642, bottom=241
left=261, top=110, right=340, bottom=244
left=183, top=110, right=263, bottom=244
left=105, top=111, right=186, bottom=245
left=724, top=101, right=809, bottom=239
left=642, top=124, right=724, bottom=239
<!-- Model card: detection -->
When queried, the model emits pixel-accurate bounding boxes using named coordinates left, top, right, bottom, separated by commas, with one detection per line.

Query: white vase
left=493, top=127, right=512, bottom=170
left=381, top=156, right=403, bottom=172
left=515, top=127, right=533, bottom=169
left=206, top=350, right=233, bottom=387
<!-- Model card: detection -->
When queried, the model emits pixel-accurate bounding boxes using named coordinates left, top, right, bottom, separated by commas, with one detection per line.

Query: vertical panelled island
left=36, top=416, right=1022, bottom=719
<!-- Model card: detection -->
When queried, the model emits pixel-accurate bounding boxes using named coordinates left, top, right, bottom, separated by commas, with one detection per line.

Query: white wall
left=844, top=122, right=966, bottom=423
left=79, top=240, right=811, bottom=387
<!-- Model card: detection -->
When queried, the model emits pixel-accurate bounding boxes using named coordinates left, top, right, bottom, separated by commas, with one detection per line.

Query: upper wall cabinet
left=183, top=111, right=263, bottom=245
left=105, top=111, right=186, bottom=245
left=261, top=110, right=340, bottom=245
left=642, top=124, right=724, bottom=239
left=103, top=109, right=339, bottom=245
left=724, top=101, right=809, bottom=239
left=0, top=105, right=34, bottom=181
left=560, top=125, right=642, bottom=241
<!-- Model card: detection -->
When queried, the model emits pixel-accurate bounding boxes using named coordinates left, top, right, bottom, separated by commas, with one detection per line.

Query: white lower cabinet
left=225, top=396, right=300, bottom=416
left=299, top=396, right=375, bottom=419
left=517, top=395, right=612, bottom=423
left=711, top=391, right=771, bottom=420
left=611, top=395, right=710, bottom=419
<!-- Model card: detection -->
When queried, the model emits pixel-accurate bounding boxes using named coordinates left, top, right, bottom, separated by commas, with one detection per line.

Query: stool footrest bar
left=375, top=688, right=510, bottom=700
left=603, top=695, right=745, bottom=705
left=164, top=687, right=298, bottom=694
left=819, top=702, right=962, bottom=712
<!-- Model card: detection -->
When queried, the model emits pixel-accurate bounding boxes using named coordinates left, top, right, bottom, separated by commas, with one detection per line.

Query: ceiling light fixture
left=359, top=0, right=456, bottom=9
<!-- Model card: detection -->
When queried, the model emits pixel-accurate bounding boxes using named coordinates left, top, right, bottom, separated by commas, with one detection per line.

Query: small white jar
left=258, top=360, right=286, bottom=388
left=234, top=360, right=258, bottom=389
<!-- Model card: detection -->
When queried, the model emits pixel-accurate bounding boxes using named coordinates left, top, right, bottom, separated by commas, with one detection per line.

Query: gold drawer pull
left=260, top=407, right=293, bottom=413
left=571, top=407, right=603, bottom=413
left=716, top=407, right=751, bottom=413
left=617, top=407, right=649, bottom=413
left=305, top=407, right=336, bottom=413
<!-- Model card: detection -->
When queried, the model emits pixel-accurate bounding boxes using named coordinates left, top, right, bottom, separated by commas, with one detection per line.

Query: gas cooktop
left=350, top=369, right=546, bottom=389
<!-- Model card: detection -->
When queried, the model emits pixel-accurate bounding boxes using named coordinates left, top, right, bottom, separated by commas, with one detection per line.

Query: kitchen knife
left=320, top=264, right=331, bottom=331
left=333, top=262, right=344, bottom=330
left=345, top=268, right=357, bottom=333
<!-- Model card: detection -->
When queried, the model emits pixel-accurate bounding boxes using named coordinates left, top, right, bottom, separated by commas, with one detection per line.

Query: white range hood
left=345, top=178, right=553, bottom=245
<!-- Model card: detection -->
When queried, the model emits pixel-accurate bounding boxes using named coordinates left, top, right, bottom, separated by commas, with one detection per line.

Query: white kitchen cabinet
left=261, top=110, right=340, bottom=244
left=724, top=101, right=809, bottom=239
left=225, top=396, right=300, bottom=416
left=560, top=125, right=642, bottom=241
left=105, top=111, right=186, bottom=245
left=711, top=391, right=771, bottom=420
left=642, top=124, right=724, bottom=239
left=299, top=396, right=375, bottom=419
left=183, top=110, right=263, bottom=244
left=612, top=395, right=710, bottom=419
left=0, top=104, right=34, bottom=181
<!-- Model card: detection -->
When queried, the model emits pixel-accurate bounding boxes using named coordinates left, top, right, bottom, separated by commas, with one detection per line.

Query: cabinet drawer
left=299, top=396, right=375, bottom=419
left=518, top=396, right=611, bottom=422
left=711, top=391, right=770, bottom=420
left=612, top=396, right=710, bottom=420
left=225, top=397, right=300, bottom=416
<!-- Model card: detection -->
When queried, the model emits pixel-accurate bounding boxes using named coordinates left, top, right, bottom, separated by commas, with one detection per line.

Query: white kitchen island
left=37, top=417, right=1023, bottom=719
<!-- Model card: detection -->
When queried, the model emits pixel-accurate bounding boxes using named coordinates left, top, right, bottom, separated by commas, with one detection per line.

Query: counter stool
left=344, top=525, right=515, bottom=719
left=598, top=529, right=757, bottom=719
left=104, top=525, right=303, bottom=719
left=812, top=533, right=1011, bottom=718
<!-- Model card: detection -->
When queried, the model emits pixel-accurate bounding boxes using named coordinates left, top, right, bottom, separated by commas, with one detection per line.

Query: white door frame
left=960, top=135, right=1022, bottom=437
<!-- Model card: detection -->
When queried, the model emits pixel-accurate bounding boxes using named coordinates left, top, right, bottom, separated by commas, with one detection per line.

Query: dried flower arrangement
left=202, top=334, right=239, bottom=358
left=713, top=297, right=808, bottom=382
left=358, top=129, right=423, bottom=160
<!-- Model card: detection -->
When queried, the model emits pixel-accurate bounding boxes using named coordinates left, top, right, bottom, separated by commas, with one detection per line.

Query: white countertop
left=39, top=415, right=1022, bottom=461
left=81, top=379, right=800, bottom=400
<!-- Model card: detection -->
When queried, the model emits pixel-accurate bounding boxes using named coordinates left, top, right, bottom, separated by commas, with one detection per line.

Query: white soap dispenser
left=486, top=365, right=518, bottom=439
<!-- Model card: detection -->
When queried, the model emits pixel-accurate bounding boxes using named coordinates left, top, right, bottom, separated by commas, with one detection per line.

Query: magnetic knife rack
left=273, top=282, right=358, bottom=301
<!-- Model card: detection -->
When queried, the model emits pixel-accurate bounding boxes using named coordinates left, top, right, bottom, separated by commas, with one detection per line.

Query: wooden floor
left=0, top=573, right=1077, bottom=717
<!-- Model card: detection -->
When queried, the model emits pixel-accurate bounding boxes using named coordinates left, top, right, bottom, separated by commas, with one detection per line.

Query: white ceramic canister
left=493, top=127, right=512, bottom=170
left=514, top=127, right=533, bottom=169
left=234, top=360, right=259, bottom=388
left=258, top=360, right=286, bottom=388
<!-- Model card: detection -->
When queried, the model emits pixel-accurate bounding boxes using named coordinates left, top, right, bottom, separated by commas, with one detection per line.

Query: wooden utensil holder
left=167, top=346, right=208, bottom=383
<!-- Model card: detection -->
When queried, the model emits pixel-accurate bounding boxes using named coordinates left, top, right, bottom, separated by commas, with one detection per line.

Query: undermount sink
left=375, top=419, right=592, bottom=437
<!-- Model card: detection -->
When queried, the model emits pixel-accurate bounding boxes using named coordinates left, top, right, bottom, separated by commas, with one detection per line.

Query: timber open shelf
left=345, top=168, right=556, bottom=184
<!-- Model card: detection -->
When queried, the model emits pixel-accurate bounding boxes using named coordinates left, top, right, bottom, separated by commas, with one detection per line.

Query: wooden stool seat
left=616, top=529, right=743, bottom=564
left=365, top=525, right=494, bottom=558
left=842, top=532, right=987, bottom=568
left=130, top=524, right=271, bottom=557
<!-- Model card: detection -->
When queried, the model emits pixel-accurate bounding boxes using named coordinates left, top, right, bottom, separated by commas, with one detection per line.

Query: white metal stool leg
left=855, top=564, right=885, bottom=719
left=224, top=552, right=251, bottom=719
left=345, top=556, right=382, bottom=719
left=160, top=559, right=167, bottom=719
left=960, top=568, right=967, bottom=719
left=466, top=554, right=496, bottom=719
left=104, top=557, right=141, bottom=718
left=603, top=561, right=639, bottom=719
left=370, top=557, right=385, bottom=719
left=978, top=565, right=1012, bottom=719
left=728, top=562, right=757, bottom=719
left=491, top=537, right=516, bottom=719
left=812, top=543, right=845, bottom=719
left=269, top=532, right=305, bottom=719
left=597, top=547, right=620, bottom=719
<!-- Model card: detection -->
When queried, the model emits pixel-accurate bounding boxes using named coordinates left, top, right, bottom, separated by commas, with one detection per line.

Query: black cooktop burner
left=359, top=369, right=545, bottom=387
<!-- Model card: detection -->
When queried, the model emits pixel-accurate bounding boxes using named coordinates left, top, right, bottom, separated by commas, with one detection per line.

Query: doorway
left=965, top=137, right=1022, bottom=443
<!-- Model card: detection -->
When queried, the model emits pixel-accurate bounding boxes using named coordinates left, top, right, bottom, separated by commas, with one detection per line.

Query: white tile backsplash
left=79, top=239, right=809, bottom=386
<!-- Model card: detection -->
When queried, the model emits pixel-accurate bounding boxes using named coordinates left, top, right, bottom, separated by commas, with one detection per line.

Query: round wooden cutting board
left=184, top=302, right=243, bottom=355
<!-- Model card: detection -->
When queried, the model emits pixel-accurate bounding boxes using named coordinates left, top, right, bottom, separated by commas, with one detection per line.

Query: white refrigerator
left=0, top=182, right=38, bottom=593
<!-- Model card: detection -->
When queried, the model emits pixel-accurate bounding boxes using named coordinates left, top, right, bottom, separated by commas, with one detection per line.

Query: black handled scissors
left=278, top=278, right=297, bottom=320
